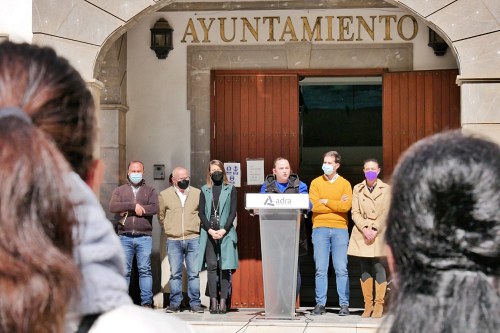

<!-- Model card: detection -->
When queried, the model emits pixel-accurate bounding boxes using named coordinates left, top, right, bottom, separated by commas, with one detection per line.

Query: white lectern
left=245, top=193, right=309, bottom=319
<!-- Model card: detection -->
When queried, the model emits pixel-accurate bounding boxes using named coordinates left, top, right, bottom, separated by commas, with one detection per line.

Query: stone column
left=100, top=103, right=129, bottom=217
left=87, top=79, right=105, bottom=154
left=459, top=81, right=500, bottom=145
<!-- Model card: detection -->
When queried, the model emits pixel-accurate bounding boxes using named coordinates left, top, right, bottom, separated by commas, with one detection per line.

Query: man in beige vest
left=158, top=167, right=203, bottom=313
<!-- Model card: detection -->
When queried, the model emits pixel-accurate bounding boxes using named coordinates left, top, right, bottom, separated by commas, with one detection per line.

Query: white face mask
left=322, top=163, right=334, bottom=175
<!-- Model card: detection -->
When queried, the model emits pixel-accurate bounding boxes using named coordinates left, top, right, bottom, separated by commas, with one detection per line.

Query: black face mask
left=177, top=179, right=189, bottom=190
left=210, top=171, right=224, bottom=183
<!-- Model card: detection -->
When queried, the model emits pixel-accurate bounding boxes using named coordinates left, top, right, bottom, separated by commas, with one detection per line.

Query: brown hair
left=323, top=151, right=341, bottom=163
left=0, top=42, right=85, bottom=333
left=206, top=159, right=230, bottom=187
left=127, top=160, right=145, bottom=171
left=0, top=113, right=80, bottom=333
left=273, top=157, right=290, bottom=168
left=0, top=42, right=96, bottom=179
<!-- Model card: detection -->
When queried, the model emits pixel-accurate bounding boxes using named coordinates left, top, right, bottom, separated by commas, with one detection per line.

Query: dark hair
left=206, top=159, right=229, bottom=186
left=385, top=130, right=500, bottom=333
left=0, top=113, right=80, bottom=333
left=363, top=158, right=379, bottom=166
left=0, top=42, right=96, bottom=179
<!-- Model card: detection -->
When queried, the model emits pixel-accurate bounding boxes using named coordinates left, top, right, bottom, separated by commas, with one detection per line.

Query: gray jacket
left=68, top=172, right=132, bottom=316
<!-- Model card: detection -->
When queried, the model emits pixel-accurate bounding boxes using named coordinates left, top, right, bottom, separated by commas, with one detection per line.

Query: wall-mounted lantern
left=150, top=18, right=173, bottom=59
left=428, top=28, right=448, bottom=56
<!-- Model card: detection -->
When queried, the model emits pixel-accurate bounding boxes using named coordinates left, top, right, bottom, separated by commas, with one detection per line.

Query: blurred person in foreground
left=385, top=130, right=499, bottom=333
left=0, top=41, right=193, bottom=333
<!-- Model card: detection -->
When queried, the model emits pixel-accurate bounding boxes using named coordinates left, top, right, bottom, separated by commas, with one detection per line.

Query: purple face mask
left=365, top=170, right=378, bottom=181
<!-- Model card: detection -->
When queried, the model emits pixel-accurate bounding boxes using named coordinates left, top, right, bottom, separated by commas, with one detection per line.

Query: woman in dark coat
left=198, top=160, right=239, bottom=314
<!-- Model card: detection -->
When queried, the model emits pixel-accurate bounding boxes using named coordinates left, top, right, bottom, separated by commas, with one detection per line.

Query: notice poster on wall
left=246, top=158, right=265, bottom=185
left=224, top=162, right=241, bottom=187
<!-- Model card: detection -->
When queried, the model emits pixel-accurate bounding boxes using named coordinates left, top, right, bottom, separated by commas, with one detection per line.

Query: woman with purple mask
left=347, top=159, right=391, bottom=318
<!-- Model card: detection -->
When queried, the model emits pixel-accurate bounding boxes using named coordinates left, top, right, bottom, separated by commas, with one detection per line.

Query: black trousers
left=206, top=236, right=230, bottom=298
left=359, top=257, right=387, bottom=284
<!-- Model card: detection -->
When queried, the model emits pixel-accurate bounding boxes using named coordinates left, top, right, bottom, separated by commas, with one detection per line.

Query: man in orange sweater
left=309, top=151, right=352, bottom=316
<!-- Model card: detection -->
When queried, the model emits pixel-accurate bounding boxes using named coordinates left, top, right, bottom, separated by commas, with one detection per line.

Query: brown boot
left=360, top=278, right=373, bottom=317
left=371, top=281, right=387, bottom=318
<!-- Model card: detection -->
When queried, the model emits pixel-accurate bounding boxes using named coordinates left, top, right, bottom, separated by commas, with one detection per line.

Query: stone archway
left=32, top=0, right=177, bottom=207
left=31, top=1, right=500, bottom=169
left=31, top=0, right=499, bottom=310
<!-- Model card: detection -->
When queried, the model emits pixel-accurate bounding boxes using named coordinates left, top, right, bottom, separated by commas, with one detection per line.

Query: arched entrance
left=31, top=0, right=500, bottom=308
left=31, top=0, right=500, bottom=192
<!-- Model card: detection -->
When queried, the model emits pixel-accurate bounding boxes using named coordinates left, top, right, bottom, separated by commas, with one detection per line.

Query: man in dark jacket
left=259, top=157, right=310, bottom=299
left=109, top=160, right=159, bottom=307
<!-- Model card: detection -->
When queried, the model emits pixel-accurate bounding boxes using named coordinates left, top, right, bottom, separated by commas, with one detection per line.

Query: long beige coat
left=347, top=179, right=391, bottom=257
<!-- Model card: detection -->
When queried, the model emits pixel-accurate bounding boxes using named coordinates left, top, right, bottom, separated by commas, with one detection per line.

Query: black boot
left=209, top=298, right=218, bottom=314
left=219, top=298, right=227, bottom=314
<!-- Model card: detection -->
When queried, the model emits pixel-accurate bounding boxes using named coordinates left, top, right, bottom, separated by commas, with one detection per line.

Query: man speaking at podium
left=260, top=157, right=310, bottom=300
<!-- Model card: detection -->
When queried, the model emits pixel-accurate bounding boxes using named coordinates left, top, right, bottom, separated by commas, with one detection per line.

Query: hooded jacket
left=66, top=172, right=132, bottom=322
left=261, top=173, right=309, bottom=256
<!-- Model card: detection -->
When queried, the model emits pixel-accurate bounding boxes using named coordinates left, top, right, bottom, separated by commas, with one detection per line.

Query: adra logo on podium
left=264, top=195, right=293, bottom=207
left=245, top=193, right=309, bottom=210
left=263, top=195, right=275, bottom=206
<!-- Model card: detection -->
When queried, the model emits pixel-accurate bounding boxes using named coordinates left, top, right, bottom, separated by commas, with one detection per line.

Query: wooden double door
left=210, top=69, right=460, bottom=308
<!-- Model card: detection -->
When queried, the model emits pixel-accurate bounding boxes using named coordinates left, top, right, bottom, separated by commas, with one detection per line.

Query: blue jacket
left=260, top=173, right=310, bottom=256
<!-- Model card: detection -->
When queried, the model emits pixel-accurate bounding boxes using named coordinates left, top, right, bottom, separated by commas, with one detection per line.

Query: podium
left=245, top=193, right=309, bottom=319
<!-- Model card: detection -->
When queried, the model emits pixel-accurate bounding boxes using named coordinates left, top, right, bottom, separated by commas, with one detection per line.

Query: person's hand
left=341, top=194, right=349, bottom=202
left=319, top=199, right=328, bottom=205
left=135, top=203, right=146, bottom=216
left=362, top=227, right=375, bottom=240
left=209, top=229, right=221, bottom=240
left=216, top=229, right=227, bottom=238
left=362, top=227, right=378, bottom=245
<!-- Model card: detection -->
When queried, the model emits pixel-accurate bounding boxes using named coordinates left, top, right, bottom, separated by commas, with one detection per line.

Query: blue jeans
left=167, top=237, right=201, bottom=307
left=312, top=227, right=349, bottom=306
left=120, top=235, right=153, bottom=305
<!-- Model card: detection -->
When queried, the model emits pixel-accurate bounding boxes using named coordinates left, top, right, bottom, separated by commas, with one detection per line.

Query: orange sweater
left=310, top=174, right=353, bottom=229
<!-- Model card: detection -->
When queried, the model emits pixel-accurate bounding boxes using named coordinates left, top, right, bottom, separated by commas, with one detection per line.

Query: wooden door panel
left=211, top=72, right=299, bottom=308
left=383, top=69, right=460, bottom=178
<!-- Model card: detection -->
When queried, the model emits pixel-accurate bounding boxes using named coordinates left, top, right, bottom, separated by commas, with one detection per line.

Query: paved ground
left=160, top=307, right=392, bottom=333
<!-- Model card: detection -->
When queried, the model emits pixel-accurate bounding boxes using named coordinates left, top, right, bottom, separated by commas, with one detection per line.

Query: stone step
left=164, top=308, right=391, bottom=333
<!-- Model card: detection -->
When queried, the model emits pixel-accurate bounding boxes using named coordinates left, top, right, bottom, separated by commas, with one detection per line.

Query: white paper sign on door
left=246, top=158, right=265, bottom=186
